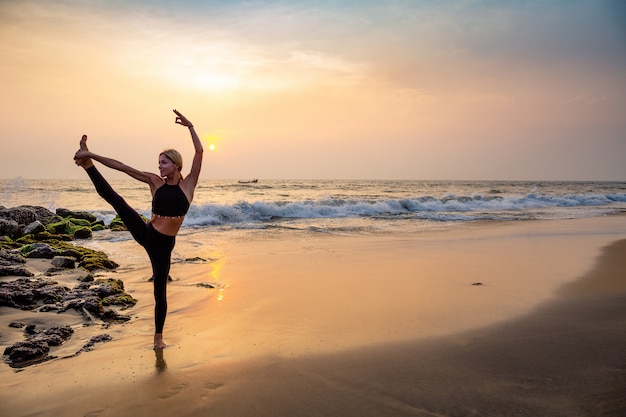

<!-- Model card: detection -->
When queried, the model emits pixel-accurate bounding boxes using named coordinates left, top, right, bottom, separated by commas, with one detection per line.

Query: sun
left=204, top=133, right=223, bottom=152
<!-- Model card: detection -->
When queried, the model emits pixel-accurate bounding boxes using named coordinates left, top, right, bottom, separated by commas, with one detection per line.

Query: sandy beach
left=1, top=215, right=625, bottom=416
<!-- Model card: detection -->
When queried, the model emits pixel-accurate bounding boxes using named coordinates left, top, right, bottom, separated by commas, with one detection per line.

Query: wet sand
left=1, top=216, right=625, bottom=416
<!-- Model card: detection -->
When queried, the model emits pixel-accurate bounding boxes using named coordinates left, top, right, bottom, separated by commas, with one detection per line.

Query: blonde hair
left=161, top=149, right=184, bottom=179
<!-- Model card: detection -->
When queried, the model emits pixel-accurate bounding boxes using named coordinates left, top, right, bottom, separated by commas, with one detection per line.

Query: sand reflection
left=155, top=349, right=167, bottom=373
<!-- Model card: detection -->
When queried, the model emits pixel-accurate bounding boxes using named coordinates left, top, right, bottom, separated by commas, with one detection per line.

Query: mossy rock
left=17, top=243, right=37, bottom=255
left=58, top=247, right=82, bottom=259
left=45, top=220, right=93, bottom=238
left=108, top=216, right=125, bottom=231
left=33, top=231, right=73, bottom=242
left=73, top=227, right=93, bottom=239
left=29, top=240, right=119, bottom=272
left=15, top=235, right=35, bottom=245
left=94, top=278, right=136, bottom=307
left=12, top=238, right=118, bottom=271
left=46, top=220, right=73, bottom=235
left=91, top=224, right=106, bottom=232
left=0, top=236, right=19, bottom=250
left=108, top=214, right=149, bottom=231
left=79, top=255, right=119, bottom=271
left=101, top=310, right=131, bottom=322
left=78, top=271, right=95, bottom=282
left=102, top=293, right=137, bottom=307
left=94, top=278, right=125, bottom=293
left=71, top=212, right=98, bottom=223
left=66, top=217, right=92, bottom=227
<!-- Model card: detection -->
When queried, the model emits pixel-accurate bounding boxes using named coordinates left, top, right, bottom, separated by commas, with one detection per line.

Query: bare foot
left=154, top=333, right=167, bottom=350
left=80, top=134, right=89, bottom=151
left=75, top=134, right=94, bottom=168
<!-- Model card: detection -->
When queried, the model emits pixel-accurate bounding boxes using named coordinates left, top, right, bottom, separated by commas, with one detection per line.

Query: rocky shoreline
left=1, top=205, right=136, bottom=368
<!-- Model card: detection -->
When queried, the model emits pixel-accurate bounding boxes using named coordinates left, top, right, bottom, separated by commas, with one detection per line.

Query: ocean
left=2, top=178, right=625, bottom=237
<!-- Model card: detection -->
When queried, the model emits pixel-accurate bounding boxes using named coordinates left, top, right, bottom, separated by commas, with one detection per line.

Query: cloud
left=0, top=0, right=624, bottom=180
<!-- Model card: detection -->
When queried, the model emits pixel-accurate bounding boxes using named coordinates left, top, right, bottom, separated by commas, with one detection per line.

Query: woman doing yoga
left=74, top=109, right=203, bottom=350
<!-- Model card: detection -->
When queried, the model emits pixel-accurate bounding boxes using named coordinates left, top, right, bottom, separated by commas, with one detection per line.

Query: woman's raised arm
left=75, top=147, right=160, bottom=186
left=174, top=109, right=203, bottom=191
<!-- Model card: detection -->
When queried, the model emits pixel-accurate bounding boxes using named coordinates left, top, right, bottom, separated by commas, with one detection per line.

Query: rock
left=42, top=325, right=74, bottom=341
left=93, top=278, right=137, bottom=307
left=76, top=296, right=104, bottom=317
left=3, top=339, right=50, bottom=365
left=56, top=208, right=97, bottom=223
left=79, top=334, right=112, bottom=353
left=108, top=214, right=148, bottom=231
left=45, top=220, right=73, bottom=235
left=54, top=208, right=73, bottom=218
left=0, top=265, right=33, bottom=277
left=1, top=276, right=135, bottom=318
left=0, top=218, right=20, bottom=238
left=58, top=248, right=83, bottom=259
left=2, top=325, right=74, bottom=367
left=73, top=226, right=93, bottom=239
left=45, top=218, right=94, bottom=239
left=109, top=216, right=127, bottom=231
left=0, top=206, right=36, bottom=225
left=51, top=255, right=76, bottom=269
left=77, top=272, right=95, bottom=282
left=0, top=206, right=68, bottom=244
left=101, top=310, right=132, bottom=322
left=34, top=280, right=69, bottom=304
left=67, top=218, right=92, bottom=227
left=78, top=254, right=119, bottom=271
left=9, top=322, right=25, bottom=328
left=0, top=249, right=26, bottom=265
left=30, top=231, right=74, bottom=242
left=45, top=266, right=70, bottom=275
left=22, top=220, right=46, bottom=235
left=0, top=278, right=36, bottom=308
left=21, top=242, right=57, bottom=259
left=185, top=256, right=207, bottom=263
left=17, top=205, right=62, bottom=226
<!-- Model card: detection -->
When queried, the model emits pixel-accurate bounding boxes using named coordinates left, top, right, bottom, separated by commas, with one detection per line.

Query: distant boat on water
left=237, top=179, right=258, bottom=184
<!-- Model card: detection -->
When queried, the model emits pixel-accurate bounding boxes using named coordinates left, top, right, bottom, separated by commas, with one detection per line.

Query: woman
left=74, top=109, right=203, bottom=350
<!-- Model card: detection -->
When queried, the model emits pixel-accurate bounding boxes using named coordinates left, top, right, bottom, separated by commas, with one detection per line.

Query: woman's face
left=159, top=154, right=178, bottom=177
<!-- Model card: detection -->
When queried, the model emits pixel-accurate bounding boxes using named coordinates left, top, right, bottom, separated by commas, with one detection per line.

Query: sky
left=1, top=0, right=625, bottom=180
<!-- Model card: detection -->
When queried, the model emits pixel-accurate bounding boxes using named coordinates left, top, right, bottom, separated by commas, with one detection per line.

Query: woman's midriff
left=150, top=215, right=184, bottom=236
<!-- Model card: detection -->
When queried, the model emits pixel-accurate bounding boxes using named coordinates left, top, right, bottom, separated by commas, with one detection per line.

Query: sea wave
left=181, top=192, right=626, bottom=227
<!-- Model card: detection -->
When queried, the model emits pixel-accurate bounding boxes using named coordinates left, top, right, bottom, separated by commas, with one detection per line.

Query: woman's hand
left=173, top=109, right=193, bottom=128
left=74, top=149, right=90, bottom=160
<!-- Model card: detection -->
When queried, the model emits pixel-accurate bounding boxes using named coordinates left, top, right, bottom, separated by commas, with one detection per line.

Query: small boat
left=237, top=179, right=258, bottom=184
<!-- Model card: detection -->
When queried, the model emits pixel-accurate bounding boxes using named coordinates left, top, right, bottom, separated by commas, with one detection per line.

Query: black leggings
left=86, top=166, right=175, bottom=333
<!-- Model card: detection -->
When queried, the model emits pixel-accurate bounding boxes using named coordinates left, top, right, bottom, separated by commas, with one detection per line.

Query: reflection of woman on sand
left=155, top=349, right=167, bottom=373
left=74, top=109, right=203, bottom=350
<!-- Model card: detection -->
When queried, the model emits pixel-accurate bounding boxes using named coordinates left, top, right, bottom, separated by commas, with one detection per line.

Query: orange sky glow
left=1, top=0, right=625, bottom=180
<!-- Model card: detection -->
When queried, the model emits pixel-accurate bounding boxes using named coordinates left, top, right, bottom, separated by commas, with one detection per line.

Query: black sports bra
left=152, top=183, right=190, bottom=218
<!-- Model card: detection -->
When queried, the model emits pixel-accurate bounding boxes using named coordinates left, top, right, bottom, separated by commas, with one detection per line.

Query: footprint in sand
left=159, top=382, right=189, bottom=400
left=200, top=382, right=224, bottom=400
